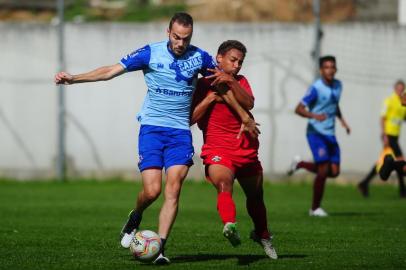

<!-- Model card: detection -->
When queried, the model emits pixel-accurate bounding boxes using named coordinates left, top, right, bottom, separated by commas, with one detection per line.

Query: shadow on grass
left=123, top=253, right=308, bottom=266
left=329, top=212, right=378, bottom=217
left=169, top=253, right=308, bottom=265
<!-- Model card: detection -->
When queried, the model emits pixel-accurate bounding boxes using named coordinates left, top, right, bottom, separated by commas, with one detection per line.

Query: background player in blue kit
left=54, top=12, right=215, bottom=264
left=288, top=56, right=351, bottom=217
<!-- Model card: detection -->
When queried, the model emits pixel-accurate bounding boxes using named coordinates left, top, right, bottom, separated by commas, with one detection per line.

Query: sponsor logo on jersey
left=169, top=56, right=202, bottom=85
left=212, top=155, right=222, bottom=162
left=154, top=87, right=192, bottom=97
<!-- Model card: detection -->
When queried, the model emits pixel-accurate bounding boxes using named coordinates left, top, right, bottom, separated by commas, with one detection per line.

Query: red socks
left=247, top=198, right=270, bottom=239
left=312, top=173, right=327, bottom=210
left=217, top=192, right=236, bottom=224
left=298, top=161, right=318, bottom=173
left=217, top=191, right=270, bottom=239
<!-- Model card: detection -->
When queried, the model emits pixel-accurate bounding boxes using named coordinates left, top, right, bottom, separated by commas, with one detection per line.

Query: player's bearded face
left=320, top=61, right=337, bottom=82
left=167, top=22, right=193, bottom=56
left=217, top=49, right=245, bottom=75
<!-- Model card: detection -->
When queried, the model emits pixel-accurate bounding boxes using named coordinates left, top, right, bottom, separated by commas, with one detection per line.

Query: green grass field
left=0, top=180, right=405, bottom=270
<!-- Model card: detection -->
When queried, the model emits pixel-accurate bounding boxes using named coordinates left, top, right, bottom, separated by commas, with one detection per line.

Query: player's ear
left=216, top=54, right=222, bottom=64
left=167, top=28, right=170, bottom=37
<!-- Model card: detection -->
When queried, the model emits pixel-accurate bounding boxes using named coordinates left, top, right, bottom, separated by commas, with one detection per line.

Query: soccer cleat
left=287, top=155, right=301, bottom=176
left=250, top=231, right=277, bottom=259
left=223, top=222, right=241, bottom=247
left=379, top=154, right=395, bottom=181
left=357, top=182, right=369, bottom=198
left=120, top=230, right=135, bottom=249
left=309, top=208, right=328, bottom=217
left=120, top=210, right=141, bottom=248
left=153, top=253, right=170, bottom=265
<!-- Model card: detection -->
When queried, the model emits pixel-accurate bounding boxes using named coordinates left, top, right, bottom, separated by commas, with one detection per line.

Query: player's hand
left=207, top=91, right=223, bottom=103
left=237, top=118, right=260, bottom=139
left=206, top=68, right=234, bottom=86
left=312, top=113, right=327, bottom=121
left=343, top=123, right=351, bottom=135
left=55, top=72, right=74, bottom=85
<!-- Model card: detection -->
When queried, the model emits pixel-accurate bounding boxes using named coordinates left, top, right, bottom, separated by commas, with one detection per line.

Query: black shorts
left=388, top=135, right=403, bottom=157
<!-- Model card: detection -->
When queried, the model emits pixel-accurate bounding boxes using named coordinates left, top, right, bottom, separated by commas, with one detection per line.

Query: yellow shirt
left=381, top=93, right=406, bottom=136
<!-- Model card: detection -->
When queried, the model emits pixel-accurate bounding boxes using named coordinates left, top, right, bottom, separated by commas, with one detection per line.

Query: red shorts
left=201, top=150, right=263, bottom=179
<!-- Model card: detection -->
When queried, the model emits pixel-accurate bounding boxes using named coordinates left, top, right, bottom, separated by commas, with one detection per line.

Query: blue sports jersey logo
left=170, top=57, right=201, bottom=85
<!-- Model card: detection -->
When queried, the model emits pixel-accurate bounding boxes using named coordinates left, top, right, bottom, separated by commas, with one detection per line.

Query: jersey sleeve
left=238, top=75, right=254, bottom=99
left=199, top=51, right=217, bottom=76
left=119, top=45, right=151, bottom=72
left=301, top=86, right=318, bottom=107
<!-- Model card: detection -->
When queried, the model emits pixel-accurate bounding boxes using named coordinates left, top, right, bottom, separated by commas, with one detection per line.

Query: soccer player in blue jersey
left=287, top=56, right=351, bottom=217
left=54, top=13, right=216, bottom=264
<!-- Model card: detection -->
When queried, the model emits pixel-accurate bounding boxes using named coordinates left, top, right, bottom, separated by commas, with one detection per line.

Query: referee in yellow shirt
left=358, top=80, right=406, bottom=198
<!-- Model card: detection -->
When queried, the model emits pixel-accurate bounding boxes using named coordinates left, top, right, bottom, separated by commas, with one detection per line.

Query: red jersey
left=194, top=75, right=259, bottom=160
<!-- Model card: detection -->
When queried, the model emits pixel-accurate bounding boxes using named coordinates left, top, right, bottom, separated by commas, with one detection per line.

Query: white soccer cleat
left=223, top=222, right=241, bottom=247
left=250, top=231, right=277, bottom=259
left=153, top=253, right=170, bottom=265
left=260, top=238, right=278, bottom=259
left=120, top=230, right=136, bottom=248
left=309, top=208, right=328, bottom=217
left=287, top=155, right=301, bottom=176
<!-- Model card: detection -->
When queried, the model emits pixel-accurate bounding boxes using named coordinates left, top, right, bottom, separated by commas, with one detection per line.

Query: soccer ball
left=129, top=230, right=161, bottom=262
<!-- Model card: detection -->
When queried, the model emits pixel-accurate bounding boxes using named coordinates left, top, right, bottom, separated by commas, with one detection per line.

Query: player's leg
left=236, top=165, right=277, bottom=259
left=310, top=162, right=329, bottom=216
left=287, top=156, right=317, bottom=175
left=327, top=136, right=341, bottom=178
left=154, top=128, right=194, bottom=264
left=206, top=163, right=241, bottom=247
left=296, top=161, right=318, bottom=173
left=158, top=165, right=188, bottom=241
left=120, top=169, right=163, bottom=247
left=388, top=136, right=406, bottom=197
left=120, top=126, right=165, bottom=248
left=306, top=134, right=330, bottom=216
left=358, top=165, right=376, bottom=197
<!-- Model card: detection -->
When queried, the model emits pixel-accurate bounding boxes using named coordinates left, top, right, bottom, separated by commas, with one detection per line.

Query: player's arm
left=219, top=89, right=260, bottom=138
left=336, top=105, right=351, bottom=135
left=206, top=68, right=254, bottom=110
left=295, top=86, right=326, bottom=121
left=190, top=91, right=221, bottom=125
left=380, top=100, right=389, bottom=146
left=54, top=64, right=125, bottom=85
left=380, top=116, right=389, bottom=147
left=294, top=103, right=326, bottom=121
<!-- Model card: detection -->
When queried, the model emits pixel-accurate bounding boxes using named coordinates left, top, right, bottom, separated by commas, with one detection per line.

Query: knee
left=245, top=187, right=263, bottom=201
left=214, top=180, right=233, bottom=193
left=329, top=166, right=340, bottom=178
left=144, top=186, right=161, bottom=201
left=317, top=165, right=329, bottom=177
left=165, top=182, right=182, bottom=201
left=329, top=171, right=340, bottom=178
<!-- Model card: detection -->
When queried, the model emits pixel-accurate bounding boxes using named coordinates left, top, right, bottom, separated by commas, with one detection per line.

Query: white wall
left=1, top=22, right=406, bottom=179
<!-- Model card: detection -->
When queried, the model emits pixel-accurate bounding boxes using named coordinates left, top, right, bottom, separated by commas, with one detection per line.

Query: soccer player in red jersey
left=190, top=40, right=277, bottom=259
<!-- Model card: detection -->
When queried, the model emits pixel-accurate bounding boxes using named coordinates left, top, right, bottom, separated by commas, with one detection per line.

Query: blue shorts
left=306, top=133, right=340, bottom=164
left=138, top=125, right=194, bottom=172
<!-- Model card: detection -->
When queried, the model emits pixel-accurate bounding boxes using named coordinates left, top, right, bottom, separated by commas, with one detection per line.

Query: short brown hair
left=169, top=12, right=193, bottom=30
